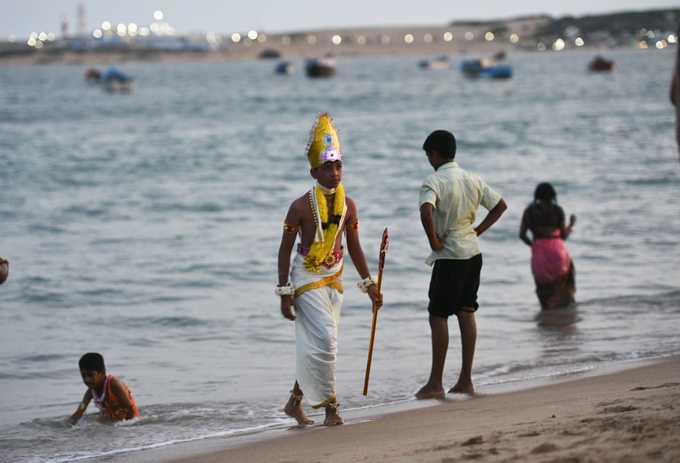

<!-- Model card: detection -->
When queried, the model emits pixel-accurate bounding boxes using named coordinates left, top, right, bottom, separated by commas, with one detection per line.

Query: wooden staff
left=363, top=228, right=389, bottom=396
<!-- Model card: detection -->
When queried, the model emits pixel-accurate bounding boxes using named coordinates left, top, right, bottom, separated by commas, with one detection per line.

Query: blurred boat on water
left=460, top=57, right=512, bottom=79
left=418, top=55, right=450, bottom=70
left=305, top=57, right=336, bottom=78
left=84, top=68, right=101, bottom=83
left=275, top=61, right=294, bottom=75
left=588, top=55, right=614, bottom=72
left=101, top=66, right=133, bottom=92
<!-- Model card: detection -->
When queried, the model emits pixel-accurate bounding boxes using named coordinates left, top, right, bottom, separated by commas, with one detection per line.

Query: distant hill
left=538, top=9, right=679, bottom=36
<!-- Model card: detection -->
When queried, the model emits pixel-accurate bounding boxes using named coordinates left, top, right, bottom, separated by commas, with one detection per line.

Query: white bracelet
left=357, top=277, right=376, bottom=293
left=275, top=283, right=295, bottom=296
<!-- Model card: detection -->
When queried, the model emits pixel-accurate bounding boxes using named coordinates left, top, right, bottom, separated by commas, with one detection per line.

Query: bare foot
left=284, top=393, right=314, bottom=426
left=448, top=381, right=475, bottom=395
left=415, top=384, right=446, bottom=400
left=323, top=405, right=343, bottom=426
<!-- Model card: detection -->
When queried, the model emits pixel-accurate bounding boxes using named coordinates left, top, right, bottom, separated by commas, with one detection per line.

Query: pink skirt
left=531, top=236, right=572, bottom=285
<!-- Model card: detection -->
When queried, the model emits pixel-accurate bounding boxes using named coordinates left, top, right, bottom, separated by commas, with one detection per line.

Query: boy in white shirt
left=415, top=130, right=507, bottom=399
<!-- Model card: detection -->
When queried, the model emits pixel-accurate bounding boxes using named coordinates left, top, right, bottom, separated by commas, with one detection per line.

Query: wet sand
left=122, top=357, right=679, bottom=463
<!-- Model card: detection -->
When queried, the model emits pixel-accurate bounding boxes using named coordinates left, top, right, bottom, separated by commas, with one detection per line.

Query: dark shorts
left=428, top=254, right=483, bottom=318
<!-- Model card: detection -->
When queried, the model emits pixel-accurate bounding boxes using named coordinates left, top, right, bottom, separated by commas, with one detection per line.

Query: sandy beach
left=136, top=358, right=680, bottom=463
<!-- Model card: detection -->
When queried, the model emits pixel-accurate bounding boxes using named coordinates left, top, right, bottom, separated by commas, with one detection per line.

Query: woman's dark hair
left=534, top=182, right=557, bottom=202
left=79, top=353, right=106, bottom=373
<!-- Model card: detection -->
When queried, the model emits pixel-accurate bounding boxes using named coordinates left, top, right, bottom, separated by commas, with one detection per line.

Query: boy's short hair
left=79, top=353, right=106, bottom=373
left=423, top=130, right=457, bottom=159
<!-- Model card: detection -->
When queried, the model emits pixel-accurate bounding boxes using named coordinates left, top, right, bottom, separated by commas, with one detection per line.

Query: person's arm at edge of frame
left=475, top=198, right=507, bottom=237
left=345, top=197, right=383, bottom=310
left=109, top=376, right=136, bottom=420
left=420, top=202, right=445, bottom=252
left=277, top=202, right=300, bottom=321
left=67, top=389, right=92, bottom=425
left=560, top=211, right=576, bottom=240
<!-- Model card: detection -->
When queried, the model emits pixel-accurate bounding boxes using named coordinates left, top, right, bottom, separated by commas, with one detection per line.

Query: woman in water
left=519, top=183, right=576, bottom=309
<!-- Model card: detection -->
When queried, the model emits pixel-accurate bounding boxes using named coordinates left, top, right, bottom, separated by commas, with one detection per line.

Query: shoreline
left=111, top=356, right=680, bottom=463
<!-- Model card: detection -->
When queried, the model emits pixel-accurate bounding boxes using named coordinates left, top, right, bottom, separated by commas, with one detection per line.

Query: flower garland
left=304, top=183, right=345, bottom=272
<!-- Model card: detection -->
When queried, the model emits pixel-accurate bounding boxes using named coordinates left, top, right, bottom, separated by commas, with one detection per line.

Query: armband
left=357, top=277, right=376, bottom=293
left=275, top=283, right=295, bottom=296
left=283, top=223, right=299, bottom=233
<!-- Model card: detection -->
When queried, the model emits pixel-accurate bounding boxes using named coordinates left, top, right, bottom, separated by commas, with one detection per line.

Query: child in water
left=67, top=353, right=140, bottom=424
left=519, top=182, right=576, bottom=309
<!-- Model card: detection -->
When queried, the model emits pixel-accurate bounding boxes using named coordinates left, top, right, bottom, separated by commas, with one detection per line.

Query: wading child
left=0, top=257, right=8, bottom=284
left=415, top=130, right=506, bottom=399
left=67, top=353, right=140, bottom=424
left=276, top=113, right=382, bottom=426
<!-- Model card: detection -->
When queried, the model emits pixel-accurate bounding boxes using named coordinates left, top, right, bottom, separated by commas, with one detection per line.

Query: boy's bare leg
left=415, top=314, right=448, bottom=399
left=284, top=382, right=314, bottom=425
left=449, top=310, right=476, bottom=395
left=323, top=402, right=343, bottom=426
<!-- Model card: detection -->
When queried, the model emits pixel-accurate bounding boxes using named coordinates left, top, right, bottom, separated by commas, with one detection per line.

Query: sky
left=0, top=0, right=677, bottom=38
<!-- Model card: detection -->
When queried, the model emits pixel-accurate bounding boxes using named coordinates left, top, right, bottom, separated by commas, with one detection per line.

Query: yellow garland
left=304, top=183, right=345, bottom=272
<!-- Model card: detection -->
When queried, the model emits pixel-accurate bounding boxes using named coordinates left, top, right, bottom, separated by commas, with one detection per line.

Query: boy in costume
left=277, top=113, right=382, bottom=426
left=67, top=352, right=140, bottom=424
left=415, top=130, right=506, bottom=399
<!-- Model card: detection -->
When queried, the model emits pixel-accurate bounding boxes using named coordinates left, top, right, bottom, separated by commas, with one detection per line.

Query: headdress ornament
left=306, top=113, right=342, bottom=169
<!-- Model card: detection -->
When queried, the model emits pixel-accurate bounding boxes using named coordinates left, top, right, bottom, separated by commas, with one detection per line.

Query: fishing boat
left=101, top=66, right=133, bottom=92
left=275, top=61, right=294, bottom=75
left=418, top=55, right=450, bottom=70
left=305, top=57, right=336, bottom=78
left=588, top=56, right=614, bottom=72
left=460, top=58, right=512, bottom=79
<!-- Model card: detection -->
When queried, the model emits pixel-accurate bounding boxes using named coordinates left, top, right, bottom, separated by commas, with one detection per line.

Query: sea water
left=0, top=48, right=678, bottom=462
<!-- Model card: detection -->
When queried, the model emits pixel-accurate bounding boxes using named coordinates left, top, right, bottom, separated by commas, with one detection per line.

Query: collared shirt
left=419, top=161, right=502, bottom=264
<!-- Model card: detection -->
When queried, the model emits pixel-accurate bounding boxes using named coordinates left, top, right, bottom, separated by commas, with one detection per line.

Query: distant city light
left=537, top=42, right=546, bottom=51
left=668, top=34, right=677, bottom=44
left=150, top=22, right=160, bottom=34
left=380, top=35, right=391, bottom=45
left=356, top=35, right=366, bottom=45
left=509, top=33, right=519, bottom=43
left=231, top=32, right=241, bottom=43
left=101, top=21, right=112, bottom=31
left=38, top=32, right=47, bottom=41
left=153, top=10, right=164, bottom=21
left=575, top=37, right=585, bottom=47
left=247, top=30, right=258, bottom=40
left=443, top=32, right=453, bottom=42
left=92, top=29, right=103, bottom=39
left=464, top=31, right=474, bottom=41
left=656, top=40, right=668, bottom=49
left=306, top=35, right=317, bottom=45
left=27, top=37, right=36, bottom=47
left=552, top=38, right=566, bottom=51
left=116, top=24, right=127, bottom=36
left=639, top=41, right=648, bottom=49
left=47, top=32, right=55, bottom=41
left=331, top=34, right=342, bottom=45
left=484, top=31, right=495, bottom=41
left=128, top=23, right=138, bottom=36
left=34, top=40, right=43, bottom=49
left=403, top=33, right=414, bottom=44
left=139, top=27, right=150, bottom=37
left=423, top=33, right=433, bottom=43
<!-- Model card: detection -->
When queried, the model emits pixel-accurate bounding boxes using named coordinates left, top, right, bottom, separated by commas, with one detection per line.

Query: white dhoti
left=291, top=253, right=344, bottom=408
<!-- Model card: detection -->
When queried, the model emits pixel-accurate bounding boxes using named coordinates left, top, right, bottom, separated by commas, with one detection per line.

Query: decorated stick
left=363, top=228, right=389, bottom=396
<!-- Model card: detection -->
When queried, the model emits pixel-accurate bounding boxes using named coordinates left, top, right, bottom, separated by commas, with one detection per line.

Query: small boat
left=258, top=48, right=282, bottom=59
left=305, top=57, right=336, bottom=78
left=101, top=66, right=133, bottom=92
left=418, top=55, right=450, bottom=70
left=275, top=61, right=294, bottom=75
left=461, top=58, right=512, bottom=79
left=588, top=56, right=614, bottom=72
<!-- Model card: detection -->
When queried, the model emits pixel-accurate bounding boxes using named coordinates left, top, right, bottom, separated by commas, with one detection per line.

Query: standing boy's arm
left=67, top=389, right=92, bottom=425
left=278, top=203, right=301, bottom=320
left=475, top=198, right=507, bottom=237
left=345, top=198, right=382, bottom=309
left=420, top=203, right=445, bottom=251
left=109, top=377, right=135, bottom=419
